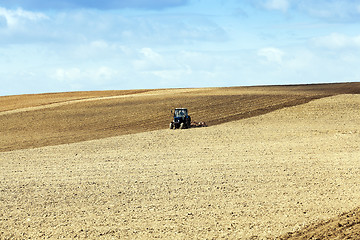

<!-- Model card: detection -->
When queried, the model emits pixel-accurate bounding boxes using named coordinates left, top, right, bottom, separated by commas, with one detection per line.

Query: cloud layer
left=253, top=0, right=360, bottom=21
left=1, top=1, right=360, bottom=95
left=0, top=0, right=189, bottom=10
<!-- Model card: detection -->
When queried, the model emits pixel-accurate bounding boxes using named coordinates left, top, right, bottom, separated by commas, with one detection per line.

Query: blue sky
left=1, top=0, right=360, bottom=95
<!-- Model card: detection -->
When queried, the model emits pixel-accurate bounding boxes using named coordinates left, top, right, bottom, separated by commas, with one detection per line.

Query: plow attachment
left=190, top=121, right=208, bottom=128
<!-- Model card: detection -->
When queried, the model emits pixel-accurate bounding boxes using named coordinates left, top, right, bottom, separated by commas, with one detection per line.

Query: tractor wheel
left=169, top=122, right=174, bottom=129
left=179, top=123, right=184, bottom=129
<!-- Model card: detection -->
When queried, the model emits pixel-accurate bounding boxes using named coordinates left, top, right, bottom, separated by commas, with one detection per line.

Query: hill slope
left=0, top=82, right=360, bottom=239
left=1, top=82, right=359, bottom=152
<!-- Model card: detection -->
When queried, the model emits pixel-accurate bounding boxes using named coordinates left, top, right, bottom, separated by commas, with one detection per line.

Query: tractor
left=169, top=108, right=191, bottom=129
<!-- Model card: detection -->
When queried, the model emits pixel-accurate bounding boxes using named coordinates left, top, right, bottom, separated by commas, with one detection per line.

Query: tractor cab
left=170, top=108, right=191, bottom=129
left=174, top=108, right=188, bottom=118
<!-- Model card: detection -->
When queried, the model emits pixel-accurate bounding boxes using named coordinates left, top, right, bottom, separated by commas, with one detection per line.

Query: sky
left=1, top=0, right=360, bottom=95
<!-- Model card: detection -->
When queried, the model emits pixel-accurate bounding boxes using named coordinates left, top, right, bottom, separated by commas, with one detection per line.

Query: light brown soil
left=0, top=90, right=153, bottom=112
left=0, top=83, right=360, bottom=239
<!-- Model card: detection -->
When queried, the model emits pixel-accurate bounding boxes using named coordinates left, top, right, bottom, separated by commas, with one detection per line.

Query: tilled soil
left=0, top=89, right=153, bottom=112
left=0, top=93, right=359, bottom=239
left=280, top=207, right=360, bottom=239
left=1, top=82, right=360, bottom=152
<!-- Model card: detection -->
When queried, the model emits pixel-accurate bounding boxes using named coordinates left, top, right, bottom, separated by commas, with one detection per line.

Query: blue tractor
left=170, top=108, right=192, bottom=129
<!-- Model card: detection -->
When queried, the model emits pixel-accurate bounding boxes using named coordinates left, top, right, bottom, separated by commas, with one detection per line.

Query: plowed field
left=1, top=82, right=359, bottom=152
left=0, top=82, right=360, bottom=239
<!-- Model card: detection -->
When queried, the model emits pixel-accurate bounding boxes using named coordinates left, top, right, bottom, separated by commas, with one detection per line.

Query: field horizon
left=1, top=82, right=360, bottom=239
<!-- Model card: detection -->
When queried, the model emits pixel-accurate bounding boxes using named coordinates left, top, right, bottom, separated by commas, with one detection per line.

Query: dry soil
left=0, top=83, right=360, bottom=239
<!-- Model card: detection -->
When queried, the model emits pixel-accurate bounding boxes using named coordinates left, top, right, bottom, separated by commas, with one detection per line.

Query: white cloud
left=93, top=66, right=118, bottom=83
left=312, top=33, right=360, bottom=49
left=301, top=0, right=360, bottom=21
left=263, top=0, right=290, bottom=12
left=133, top=48, right=173, bottom=71
left=72, top=40, right=133, bottom=61
left=257, top=47, right=285, bottom=64
left=140, top=48, right=162, bottom=59
left=0, top=8, right=227, bottom=46
left=54, top=68, right=82, bottom=83
left=297, top=1, right=357, bottom=21
left=248, top=0, right=360, bottom=22
left=0, top=7, right=48, bottom=28
left=293, top=0, right=360, bottom=22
